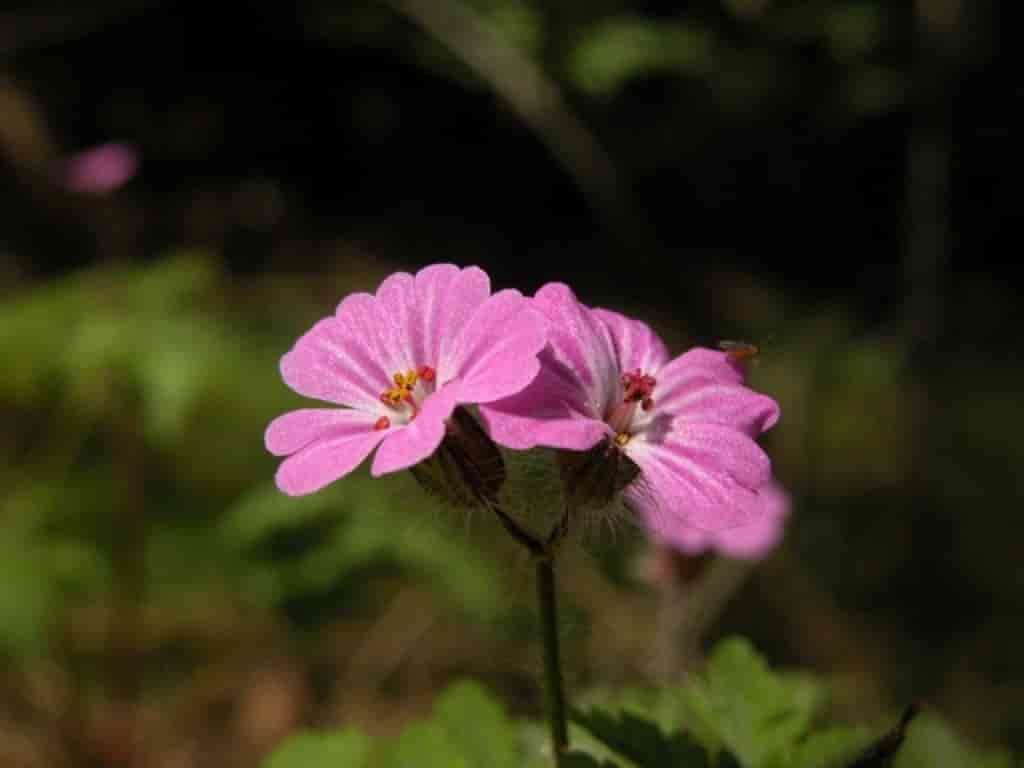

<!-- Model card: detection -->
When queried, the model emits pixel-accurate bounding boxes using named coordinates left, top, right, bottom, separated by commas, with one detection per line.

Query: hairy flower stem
left=488, top=500, right=570, bottom=763
left=490, top=501, right=546, bottom=557
left=536, top=556, right=569, bottom=764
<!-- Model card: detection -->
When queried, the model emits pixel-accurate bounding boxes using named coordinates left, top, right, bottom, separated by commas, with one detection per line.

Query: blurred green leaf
left=262, top=728, right=373, bottom=768
left=0, top=492, right=108, bottom=656
left=222, top=474, right=511, bottom=624
left=681, top=637, right=826, bottom=768
left=433, top=680, right=520, bottom=768
left=791, top=727, right=874, bottom=768
left=387, top=722, right=471, bottom=768
left=383, top=680, right=518, bottom=768
left=892, top=715, right=1012, bottom=768
left=572, top=706, right=708, bottom=767
left=825, top=3, right=882, bottom=60
left=257, top=669, right=1017, bottom=768
left=0, top=534, right=57, bottom=655
left=563, top=752, right=622, bottom=768
left=570, top=17, right=712, bottom=96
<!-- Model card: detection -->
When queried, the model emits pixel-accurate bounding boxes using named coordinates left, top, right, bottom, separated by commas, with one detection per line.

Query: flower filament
left=606, top=368, right=657, bottom=438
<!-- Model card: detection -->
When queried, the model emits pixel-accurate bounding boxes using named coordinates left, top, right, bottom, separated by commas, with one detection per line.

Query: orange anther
left=374, top=416, right=391, bottom=430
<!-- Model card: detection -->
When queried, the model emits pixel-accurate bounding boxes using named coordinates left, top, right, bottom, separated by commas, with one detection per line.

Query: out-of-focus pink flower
left=659, top=481, right=790, bottom=560
left=480, top=283, right=779, bottom=536
left=265, top=264, right=548, bottom=496
left=60, top=142, right=139, bottom=195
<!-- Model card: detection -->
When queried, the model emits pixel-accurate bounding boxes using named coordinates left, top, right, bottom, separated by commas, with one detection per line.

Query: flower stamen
left=621, top=369, right=656, bottom=405
left=374, top=416, right=391, bottom=430
left=607, top=369, right=657, bottom=433
left=379, top=365, right=437, bottom=421
left=380, top=369, right=419, bottom=407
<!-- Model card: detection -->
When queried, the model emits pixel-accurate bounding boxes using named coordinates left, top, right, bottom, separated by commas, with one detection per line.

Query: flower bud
left=557, top=437, right=639, bottom=512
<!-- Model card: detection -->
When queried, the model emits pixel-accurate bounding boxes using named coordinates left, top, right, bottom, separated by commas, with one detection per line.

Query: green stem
left=536, top=556, right=569, bottom=764
left=490, top=501, right=546, bottom=558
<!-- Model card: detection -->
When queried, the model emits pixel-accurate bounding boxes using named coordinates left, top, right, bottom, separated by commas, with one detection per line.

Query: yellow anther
left=392, top=369, right=418, bottom=388
left=381, top=369, right=420, bottom=408
left=614, top=432, right=631, bottom=447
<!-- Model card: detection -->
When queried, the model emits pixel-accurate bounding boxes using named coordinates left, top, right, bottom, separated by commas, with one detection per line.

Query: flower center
left=606, top=368, right=656, bottom=436
left=378, top=365, right=436, bottom=427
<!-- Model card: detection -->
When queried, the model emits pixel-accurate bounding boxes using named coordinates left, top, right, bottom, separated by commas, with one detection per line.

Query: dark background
left=1, top=1, right=1019, bottom=766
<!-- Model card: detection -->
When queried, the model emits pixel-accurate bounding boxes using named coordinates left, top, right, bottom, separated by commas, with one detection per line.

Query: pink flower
left=60, top=142, right=139, bottom=195
left=658, top=481, right=790, bottom=560
left=479, top=283, right=779, bottom=536
left=265, top=264, right=548, bottom=496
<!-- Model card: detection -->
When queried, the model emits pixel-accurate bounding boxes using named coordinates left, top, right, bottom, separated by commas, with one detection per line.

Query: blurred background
left=0, top=0, right=1018, bottom=765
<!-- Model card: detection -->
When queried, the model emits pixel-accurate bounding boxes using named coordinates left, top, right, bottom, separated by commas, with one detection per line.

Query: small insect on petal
left=718, top=340, right=760, bottom=363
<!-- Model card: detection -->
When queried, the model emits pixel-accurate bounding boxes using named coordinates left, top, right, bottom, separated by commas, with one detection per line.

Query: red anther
left=641, top=397, right=654, bottom=411
left=418, top=365, right=436, bottom=382
left=374, top=416, right=391, bottom=431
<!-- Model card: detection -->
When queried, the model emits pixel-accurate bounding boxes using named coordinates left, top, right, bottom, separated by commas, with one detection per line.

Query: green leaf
left=222, top=475, right=511, bottom=625
left=842, top=704, right=918, bottom=767
left=789, top=727, right=874, bottom=768
left=563, top=752, right=623, bottom=768
left=387, top=722, right=471, bottom=768
left=891, top=714, right=1013, bottom=768
left=0, top=499, right=107, bottom=657
left=573, top=707, right=708, bottom=767
left=262, top=728, right=372, bottom=768
left=569, top=17, right=713, bottom=97
left=433, top=680, right=519, bottom=768
left=681, top=637, right=826, bottom=768
left=380, top=679, right=520, bottom=768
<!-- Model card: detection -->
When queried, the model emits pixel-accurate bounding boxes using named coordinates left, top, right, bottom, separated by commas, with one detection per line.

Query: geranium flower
left=659, top=481, right=790, bottom=560
left=480, top=283, right=779, bottom=536
left=265, top=264, right=548, bottom=496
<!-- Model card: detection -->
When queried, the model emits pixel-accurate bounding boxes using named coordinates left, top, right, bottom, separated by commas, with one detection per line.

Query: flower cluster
left=266, top=264, right=782, bottom=549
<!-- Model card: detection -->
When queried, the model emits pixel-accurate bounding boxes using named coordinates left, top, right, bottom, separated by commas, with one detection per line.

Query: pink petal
left=280, top=317, right=386, bottom=411
left=592, top=308, right=669, bottom=373
left=426, top=266, right=491, bottom=380
left=375, top=271, right=420, bottom=368
left=333, top=292, right=407, bottom=381
left=275, top=429, right=388, bottom=496
left=370, top=384, right=459, bottom=476
left=265, top=408, right=381, bottom=456
left=414, top=264, right=457, bottom=370
left=532, top=283, right=619, bottom=416
left=661, top=422, right=772, bottom=489
left=451, top=289, right=549, bottom=403
left=659, top=382, right=779, bottom=435
left=661, top=482, right=790, bottom=560
left=711, top=483, right=790, bottom=558
left=479, top=353, right=610, bottom=450
left=656, top=348, right=745, bottom=392
left=627, top=423, right=771, bottom=531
